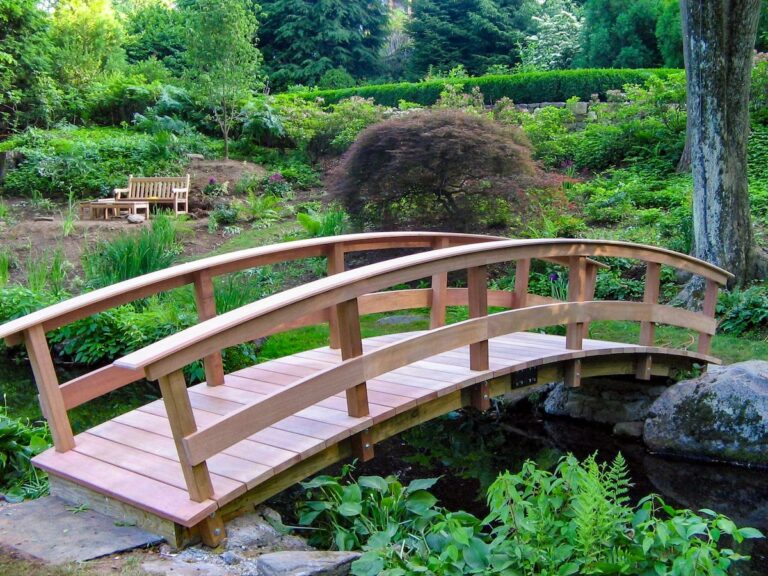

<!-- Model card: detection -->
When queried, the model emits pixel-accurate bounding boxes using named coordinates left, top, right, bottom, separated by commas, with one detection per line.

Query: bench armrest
left=114, top=187, right=129, bottom=197
left=172, top=188, right=189, bottom=196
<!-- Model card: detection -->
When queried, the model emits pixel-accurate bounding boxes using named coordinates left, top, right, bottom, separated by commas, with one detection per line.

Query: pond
left=3, top=360, right=766, bottom=574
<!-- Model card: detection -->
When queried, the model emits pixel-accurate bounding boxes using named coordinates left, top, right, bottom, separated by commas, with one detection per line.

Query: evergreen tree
left=259, top=0, right=388, bottom=89
left=575, top=0, right=662, bottom=68
left=655, top=0, right=683, bottom=68
left=123, top=1, right=187, bottom=75
left=407, top=0, right=532, bottom=78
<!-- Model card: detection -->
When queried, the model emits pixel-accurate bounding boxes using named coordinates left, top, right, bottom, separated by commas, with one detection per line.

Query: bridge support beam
left=636, top=262, right=661, bottom=380
left=468, top=266, right=491, bottom=411
left=565, top=257, right=587, bottom=387
left=327, top=244, right=345, bottom=350
left=430, top=237, right=449, bottom=329
left=193, top=271, right=225, bottom=387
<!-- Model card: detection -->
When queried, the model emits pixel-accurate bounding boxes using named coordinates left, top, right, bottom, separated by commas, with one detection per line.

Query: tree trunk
left=680, top=0, right=761, bottom=286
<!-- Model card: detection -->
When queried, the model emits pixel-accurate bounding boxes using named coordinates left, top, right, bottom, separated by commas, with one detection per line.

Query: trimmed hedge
left=282, top=69, right=680, bottom=107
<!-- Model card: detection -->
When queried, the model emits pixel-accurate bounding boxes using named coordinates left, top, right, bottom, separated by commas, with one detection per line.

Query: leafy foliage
left=0, top=406, right=50, bottom=502
left=330, top=109, right=538, bottom=232
left=299, top=455, right=763, bottom=576
left=259, top=0, right=387, bottom=89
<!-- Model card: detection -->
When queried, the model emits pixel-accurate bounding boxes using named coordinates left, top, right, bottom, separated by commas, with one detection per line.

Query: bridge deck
left=33, top=330, right=712, bottom=529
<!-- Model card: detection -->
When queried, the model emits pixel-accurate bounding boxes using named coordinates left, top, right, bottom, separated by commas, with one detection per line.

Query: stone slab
left=256, top=550, right=360, bottom=576
left=0, top=496, right=163, bottom=564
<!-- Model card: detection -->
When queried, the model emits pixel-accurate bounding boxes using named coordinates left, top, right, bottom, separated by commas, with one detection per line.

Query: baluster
left=336, top=297, right=373, bottom=461
left=581, top=262, right=599, bottom=339
left=327, top=243, right=345, bottom=349
left=24, top=325, right=75, bottom=452
left=430, top=237, right=449, bottom=329
left=513, top=258, right=531, bottom=309
left=159, top=369, right=224, bottom=547
left=193, top=270, right=224, bottom=386
left=636, top=261, right=661, bottom=380
left=468, top=265, right=491, bottom=410
left=565, top=256, right=587, bottom=387
left=697, top=278, right=719, bottom=355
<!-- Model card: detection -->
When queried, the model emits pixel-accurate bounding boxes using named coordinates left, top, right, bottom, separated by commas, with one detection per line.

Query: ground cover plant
left=298, top=456, right=763, bottom=575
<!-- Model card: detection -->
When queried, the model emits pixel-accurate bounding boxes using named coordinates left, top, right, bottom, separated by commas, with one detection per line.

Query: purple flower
left=549, top=272, right=559, bottom=282
left=269, top=172, right=285, bottom=182
left=209, top=177, right=217, bottom=185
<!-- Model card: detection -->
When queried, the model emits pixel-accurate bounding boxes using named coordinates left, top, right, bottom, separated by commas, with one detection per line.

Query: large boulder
left=644, top=361, right=768, bottom=466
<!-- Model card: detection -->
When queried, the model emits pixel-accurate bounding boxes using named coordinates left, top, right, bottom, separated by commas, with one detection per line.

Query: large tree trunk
left=681, top=0, right=761, bottom=286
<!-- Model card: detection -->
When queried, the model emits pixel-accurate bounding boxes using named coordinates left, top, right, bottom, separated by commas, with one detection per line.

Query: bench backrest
left=125, top=175, right=190, bottom=200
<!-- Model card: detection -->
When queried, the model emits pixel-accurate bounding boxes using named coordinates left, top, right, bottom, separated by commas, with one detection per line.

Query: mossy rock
left=644, top=361, right=768, bottom=465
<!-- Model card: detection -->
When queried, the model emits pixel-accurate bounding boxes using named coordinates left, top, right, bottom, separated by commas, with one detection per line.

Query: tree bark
left=680, top=0, right=761, bottom=286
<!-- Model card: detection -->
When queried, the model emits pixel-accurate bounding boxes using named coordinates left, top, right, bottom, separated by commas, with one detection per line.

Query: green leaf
left=337, top=501, right=362, bottom=517
left=351, top=552, right=385, bottom=576
left=737, top=527, right=764, bottom=539
left=557, top=562, right=580, bottom=576
left=462, top=536, right=490, bottom=571
left=405, top=490, right=437, bottom=515
left=406, top=477, right=440, bottom=493
left=358, top=476, right=389, bottom=492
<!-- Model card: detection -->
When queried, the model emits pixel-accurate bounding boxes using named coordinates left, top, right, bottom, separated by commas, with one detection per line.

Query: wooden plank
left=636, top=261, right=661, bottom=380
left=34, top=450, right=217, bottom=527
left=359, top=289, right=431, bottom=316
left=336, top=298, right=370, bottom=420
left=24, top=325, right=74, bottom=452
left=430, top=236, right=449, bottom=328
left=697, top=278, right=719, bottom=355
left=327, top=242, right=345, bottom=349
left=514, top=258, right=531, bottom=309
left=158, top=370, right=216, bottom=508
left=60, top=364, right=144, bottom=411
left=193, top=270, right=225, bottom=386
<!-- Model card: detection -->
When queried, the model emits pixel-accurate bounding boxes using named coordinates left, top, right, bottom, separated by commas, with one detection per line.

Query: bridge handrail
left=115, top=238, right=731, bottom=379
left=180, top=300, right=718, bottom=466
left=0, top=232, right=505, bottom=344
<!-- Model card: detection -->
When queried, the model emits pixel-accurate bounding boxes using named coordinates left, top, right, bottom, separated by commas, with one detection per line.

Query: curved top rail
left=0, top=232, right=505, bottom=343
left=114, top=238, right=731, bottom=379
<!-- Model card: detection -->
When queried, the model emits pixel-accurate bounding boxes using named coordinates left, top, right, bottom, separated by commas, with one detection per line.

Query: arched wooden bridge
left=0, top=232, right=731, bottom=547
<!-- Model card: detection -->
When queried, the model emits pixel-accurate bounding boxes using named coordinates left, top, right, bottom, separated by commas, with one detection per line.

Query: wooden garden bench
left=114, top=175, right=190, bottom=215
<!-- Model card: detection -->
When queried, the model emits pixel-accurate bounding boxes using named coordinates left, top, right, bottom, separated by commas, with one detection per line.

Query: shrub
left=717, top=285, right=768, bottom=337
left=282, top=69, right=679, bottom=107
left=0, top=407, right=51, bottom=501
left=297, top=205, right=349, bottom=238
left=330, top=110, right=539, bottom=232
left=82, top=214, right=182, bottom=287
left=299, top=455, right=763, bottom=576
left=318, top=68, right=356, bottom=89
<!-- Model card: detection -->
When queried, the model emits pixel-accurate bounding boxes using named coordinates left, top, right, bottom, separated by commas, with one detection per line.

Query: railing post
left=430, top=237, right=449, bottom=329
left=24, top=325, right=75, bottom=452
left=697, top=278, right=719, bottom=356
left=158, top=369, right=225, bottom=547
left=193, top=270, right=224, bottom=387
left=565, top=256, right=587, bottom=387
left=327, top=243, right=345, bottom=350
left=468, top=265, right=491, bottom=410
left=636, top=261, right=661, bottom=380
left=513, top=258, right=530, bottom=309
left=581, top=261, right=598, bottom=339
left=336, top=297, right=373, bottom=461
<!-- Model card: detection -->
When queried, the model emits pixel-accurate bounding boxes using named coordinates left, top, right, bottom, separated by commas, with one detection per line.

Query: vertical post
left=513, top=258, right=531, bottom=309
left=565, top=256, right=587, bottom=387
left=24, top=325, right=75, bottom=452
left=336, top=298, right=373, bottom=461
left=430, top=237, right=449, bottom=329
left=697, top=278, right=719, bottom=356
left=193, top=270, right=224, bottom=387
left=468, top=265, right=491, bottom=411
left=158, top=369, right=224, bottom=547
left=581, top=261, right=598, bottom=339
left=636, top=261, right=661, bottom=380
left=327, top=243, right=345, bottom=350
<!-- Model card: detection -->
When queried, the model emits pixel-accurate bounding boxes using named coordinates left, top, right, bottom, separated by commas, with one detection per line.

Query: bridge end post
left=430, top=237, right=449, bottom=329
left=697, top=279, right=719, bottom=357
left=158, top=369, right=225, bottom=547
left=24, top=325, right=75, bottom=452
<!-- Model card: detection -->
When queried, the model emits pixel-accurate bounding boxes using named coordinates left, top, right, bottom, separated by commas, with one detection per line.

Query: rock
left=225, top=508, right=311, bottom=554
left=187, top=153, right=205, bottom=160
left=256, top=551, right=360, bottom=576
left=644, top=361, right=768, bottom=465
left=612, top=421, right=644, bottom=438
left=571, top=101, right=589, bottom=115
left=34, top=216, right=54, bottom=222
left=142, top=559, right=231, bottom=576
left=543, top=378, right=666, bottom=424
left=220, top=550, right=242, bottom=565
left=127, top=214, right=145, bottom=224
left=587, top=110, right=598, bottom=121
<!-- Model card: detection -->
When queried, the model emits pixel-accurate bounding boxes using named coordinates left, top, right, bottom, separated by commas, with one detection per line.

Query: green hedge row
left=283, top=69, right=680, bottom=107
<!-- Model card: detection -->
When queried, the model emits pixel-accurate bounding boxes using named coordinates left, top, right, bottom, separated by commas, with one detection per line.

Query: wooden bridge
left=0, top=232, right=731, bottom=548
